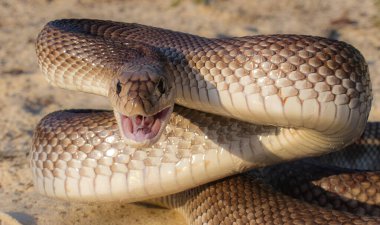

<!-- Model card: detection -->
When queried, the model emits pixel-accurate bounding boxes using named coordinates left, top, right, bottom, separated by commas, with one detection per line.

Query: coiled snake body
left=32, top=19, right=379, bottom=224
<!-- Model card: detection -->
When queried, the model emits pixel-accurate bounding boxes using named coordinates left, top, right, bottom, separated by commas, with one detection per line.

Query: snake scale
left=31, top=19, right=379, bottom=224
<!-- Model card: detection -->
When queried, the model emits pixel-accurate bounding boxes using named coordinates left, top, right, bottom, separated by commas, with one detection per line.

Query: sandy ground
left=0, top=0, right=379, bottom=224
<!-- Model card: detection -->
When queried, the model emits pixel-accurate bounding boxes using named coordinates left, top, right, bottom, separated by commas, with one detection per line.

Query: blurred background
left=0, top=0, right=379, bottom=224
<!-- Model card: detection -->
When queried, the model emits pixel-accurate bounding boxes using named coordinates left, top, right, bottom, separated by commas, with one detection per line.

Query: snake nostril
left=116, top=80, right=122, bottom=95
left=157, top=78, right=166, bottom=94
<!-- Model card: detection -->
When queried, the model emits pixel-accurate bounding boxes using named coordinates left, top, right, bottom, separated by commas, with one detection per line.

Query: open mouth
left=119, top=106, right=172, bottom=143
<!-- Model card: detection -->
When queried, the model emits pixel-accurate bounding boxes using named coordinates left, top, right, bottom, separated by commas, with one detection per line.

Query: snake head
left=109, top=63, right=175, bottom=147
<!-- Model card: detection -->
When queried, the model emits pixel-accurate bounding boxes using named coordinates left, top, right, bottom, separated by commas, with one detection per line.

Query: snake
left=30, top=19, right=379, bottom=224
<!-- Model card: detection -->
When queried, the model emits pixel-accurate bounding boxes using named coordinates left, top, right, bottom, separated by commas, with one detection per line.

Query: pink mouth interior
left=120, top=107, right=171, bottom=142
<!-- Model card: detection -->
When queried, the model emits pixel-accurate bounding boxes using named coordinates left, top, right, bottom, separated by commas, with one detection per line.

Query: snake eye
left=116, top=81, right=122, bottom=95
left=157, top=78, right=166, bottom=94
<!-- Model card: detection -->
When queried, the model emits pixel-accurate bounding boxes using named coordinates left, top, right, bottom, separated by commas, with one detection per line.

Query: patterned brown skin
left=31, top=108, right=380, bottom=224
left=36, top=19, right=371, bottom=121
left=154, top=171, right=380, bottom=225
left=152, top=128, right=380, bottom=224
left=35, top=19, right=373, bottom=162
left=262, top=163, right=380, bottom=217
left=258, top=126, right=380, bottom=219
left=33, top=19, right=377, bottom=224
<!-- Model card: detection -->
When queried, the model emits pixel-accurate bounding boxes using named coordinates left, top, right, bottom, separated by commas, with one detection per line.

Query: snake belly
left=32, top=19, right=376, bottom=224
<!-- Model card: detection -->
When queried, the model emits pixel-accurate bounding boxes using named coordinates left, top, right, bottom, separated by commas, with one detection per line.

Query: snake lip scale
left=32, top=18, right=378, bottom=224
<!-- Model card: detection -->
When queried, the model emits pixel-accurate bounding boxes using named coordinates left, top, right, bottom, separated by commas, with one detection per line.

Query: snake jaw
left=117, top=106, right=173, bottom=147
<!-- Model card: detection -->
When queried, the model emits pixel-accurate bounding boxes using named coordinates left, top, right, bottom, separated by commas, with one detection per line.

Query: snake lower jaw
left=114, top=106, right=173, bottom=147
